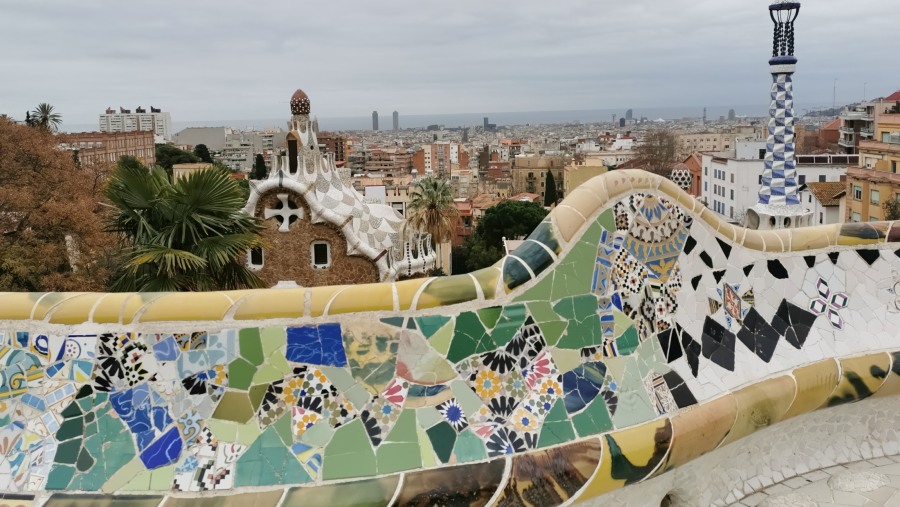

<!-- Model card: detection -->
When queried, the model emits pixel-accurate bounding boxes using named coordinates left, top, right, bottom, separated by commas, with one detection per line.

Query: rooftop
left=805, top=181, right=845, bottom=207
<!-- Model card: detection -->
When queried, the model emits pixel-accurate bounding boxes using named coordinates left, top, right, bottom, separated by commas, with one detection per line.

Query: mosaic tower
left=747, top=1, right=812, bottom=229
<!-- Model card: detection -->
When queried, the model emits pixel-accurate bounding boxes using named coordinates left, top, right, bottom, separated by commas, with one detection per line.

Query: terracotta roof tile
left=806, top=181, right=846, bottom=207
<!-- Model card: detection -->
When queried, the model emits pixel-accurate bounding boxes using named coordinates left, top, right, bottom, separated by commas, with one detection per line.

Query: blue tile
left=286, top=324, right=347, bottom=367
left=152, top=337, right=179, bottom=361
left=562, top=361, right=606, bottom=414
left=139, top=426, right=183, bottom=469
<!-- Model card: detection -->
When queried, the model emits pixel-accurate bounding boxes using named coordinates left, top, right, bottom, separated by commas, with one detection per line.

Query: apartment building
left=845, top=95, right=900, bottom=222
left=99, top=107, right=172, bottom=141
left=412, top=142, right=469, bottom=176
left=57, top=130, right=156, bottom=167
left=511, top=154, right=567, bottom=201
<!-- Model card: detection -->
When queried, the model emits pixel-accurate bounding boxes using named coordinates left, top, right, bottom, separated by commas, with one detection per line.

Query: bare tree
left=636, top=128, right=678, bottom=176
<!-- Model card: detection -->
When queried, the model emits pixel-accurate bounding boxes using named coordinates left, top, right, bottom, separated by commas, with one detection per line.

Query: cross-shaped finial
left=264, top=193, right=304, bottom=232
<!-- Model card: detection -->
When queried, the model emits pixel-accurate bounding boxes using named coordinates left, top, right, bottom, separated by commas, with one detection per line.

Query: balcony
left=860, top=129, right=875, bottom=138
left=840, top=111, right=873, bottom=121
left=848, top=165, right=900, bottom=184
left=838, top=138, right=856, bottom=148
left=859, top=140, right=900, bottom=155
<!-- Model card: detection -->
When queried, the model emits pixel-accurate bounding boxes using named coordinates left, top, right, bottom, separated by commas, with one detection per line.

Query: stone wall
left=3, top=170, right=900, bottom=506
left=252, top=190, right=379, bottom=287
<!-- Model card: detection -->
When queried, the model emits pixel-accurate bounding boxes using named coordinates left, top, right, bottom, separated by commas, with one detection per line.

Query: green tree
left=635, top=128, right=678, bottom=176
left=252, top=154, right=267, bottom=180
left=462, top=200, right=549, bottom=272
left=544, top=170, right=559, bottom=206
left=193, top=144, right=213, bottom=163
left=155, top=144, right=200, bottom=178
left=406, top=177, right=458, bottom=270
left=883, top=195, right=900, bottom=221
left=31, top=103, right=62, bottom=132
left=104, top=159, right=265, bottom=291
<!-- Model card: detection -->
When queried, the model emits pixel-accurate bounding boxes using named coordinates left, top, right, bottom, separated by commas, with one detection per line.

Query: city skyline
left=2, top=0, right=898, bottom=126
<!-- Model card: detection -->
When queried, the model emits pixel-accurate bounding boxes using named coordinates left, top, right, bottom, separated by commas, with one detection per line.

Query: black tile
left=804, top=255, right=816, bottom=268
left=767, top=259, right=789, bottom=279
left=691, top=275, right=702, bottom=291
left=681, top=330, right=702, bottom=377
left=662, top=371, right=698, bottom=408
left=716, top=237, right=733, bottom=259
left=857, top=249, right=881, bottom=266
left=828, top=251, right=840, bottom=264
left=699, top=250, right=713, bottom=268
left=743, top=263, right=754, bottom=276
left=737, top=308, right=780, bottom=362
left=773, top=299, right=816, bottom=349
left=657, top=327, right=683, bottom=363
left=684, top=236, right=697, bottom=255
left=712, top=270, right=725, bottom=284
left=701, top=317, right=735, bottom=371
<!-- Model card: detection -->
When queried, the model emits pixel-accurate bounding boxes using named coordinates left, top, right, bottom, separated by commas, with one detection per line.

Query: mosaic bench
left=2, top=169, right=900, bottom=507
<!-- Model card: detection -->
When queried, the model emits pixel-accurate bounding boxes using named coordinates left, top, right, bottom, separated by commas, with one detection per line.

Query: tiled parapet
left=3, top=170, right=900, bottom=505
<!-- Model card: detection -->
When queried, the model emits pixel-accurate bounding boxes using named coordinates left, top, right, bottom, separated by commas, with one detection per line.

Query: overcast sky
left=2, top=0, right=897, bottom=126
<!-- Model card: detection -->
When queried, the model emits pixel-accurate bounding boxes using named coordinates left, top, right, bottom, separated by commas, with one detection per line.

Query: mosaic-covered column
left=757, top=1, right=801, bottom=206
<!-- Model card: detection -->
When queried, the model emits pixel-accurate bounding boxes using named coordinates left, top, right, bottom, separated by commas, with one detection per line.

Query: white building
left=701, top=140, right=855, bottom=223
left=99, top=107, right=172, bottom=141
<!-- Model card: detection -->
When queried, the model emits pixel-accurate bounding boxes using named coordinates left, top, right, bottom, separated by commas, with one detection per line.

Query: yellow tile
left=697, top=206, right=723, bottom=230
left=582, top=175, right=610, bottom=206
left=326, top=283, right=394, bottom=315
left=720, top=376, right=795, bottom=447
left=873, top=352, right=900, bottom=399
left=664, top=394, right=737, bottom=471
left=394, top=278, right=430, bottom=311
left=90, top=293, right=138, bottom=324
left=602, top=171, right=635, bottom=202
left=767, top=229, right=792, bottom=253
left=784, top=359, right=840, bottom=420
left=31, top=293, right=86, bottom=320
left=715, top=223, right=739, bottom=244
left=415, top=275, right=477, bottom=310
left=138, top=292, right=233, bottom=322
left=823, top=353, right=891, bottom=408
left=472, top=267, right=501, bottom=301
left=837, top=223, right=885, bottom=246
left=231, top=289, right=305, bottom=320
left=121, top=293, right=167, bottom=324
left=0, top=292, right=43, bottom=320
left=576, top=418, right=672, bottom=501
left=552, top=205, right=586, bottom=243
left=47, top=293, right=107, bottom=325
left=742, top=229, right=767, bottom=251
left=791, top=226, right=834, bottom=251
left=309, top=285, right=347, bottom=317
left=562, top=187, right=603, bottom=224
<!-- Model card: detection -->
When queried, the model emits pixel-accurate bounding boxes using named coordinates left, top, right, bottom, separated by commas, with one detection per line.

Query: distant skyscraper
left=619, top=118, right=626, bottom=128
left=728, top=108, right=736, bottom=121
left=372, top=111, right=379, bottom=131
left=462, top=128, right=469, bottom=143
left=483, top=117, right=489, bottom=130
left=392, top=111, right=399, bottom=131
left=625, top=109, right=633, bottom=121
left=702, top=107, right=707, bottom=125
left=99, top=106, right=172, bottom=140
left=746, top=1, right=811, bottom=230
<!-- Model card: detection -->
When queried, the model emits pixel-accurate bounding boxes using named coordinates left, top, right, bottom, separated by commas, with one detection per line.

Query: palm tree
left=105, top=157, right=265, bottom=291
left=406, top=176, right=457, bottom=272
left=31, top=103, right=62, bottom=132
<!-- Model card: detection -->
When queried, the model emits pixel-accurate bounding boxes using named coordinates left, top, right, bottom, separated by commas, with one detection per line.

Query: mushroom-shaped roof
left=290, top=89, right=311, bottom=115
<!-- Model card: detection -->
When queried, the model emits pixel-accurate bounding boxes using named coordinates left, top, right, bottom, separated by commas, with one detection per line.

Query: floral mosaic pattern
left=4, top=178, right=900, bottom=506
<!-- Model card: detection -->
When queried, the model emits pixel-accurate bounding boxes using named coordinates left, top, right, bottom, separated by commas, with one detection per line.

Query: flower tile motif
left=809, top=277, right=849, bottom=329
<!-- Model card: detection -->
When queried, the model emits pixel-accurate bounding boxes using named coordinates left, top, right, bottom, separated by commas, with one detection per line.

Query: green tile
left=377, top=441, right=422, bottom=474
left=54, top=439, right=80, bottom=465
left=238, top=327, right=264, bottom=366
left=554, top=294, right=601, bottom=349
left=447, top=311, right=492, bottom=363
left=251, top=364, right=284, bottom=385
left=426, top=422, right=456, bottom=463
left=344, top=384, right=374, bottom=410
left=46, top=464, right=74, bottom=490
left=416, top=407, right=442, bottom=429
left=572, top=397, right=613, bottom=437
left=323, top=420, right=377, bottom=480
left=526, top=301, right=560, bottom=324
left=416, top=315, right=451, bottom=338
left=538, top=399, right=577, bottom=447
left=228, top=357, right=257, bottom=390
left=381, top=317, right=404, bottom=328
left=450, top=381, right=485, bottom=415
left=56, top=417, right=83, bottom=442
left=260, top=326, right=287, bottom=356
left=384, top=409, right=417, bottom=443
left=597, top=208, right=615, bottom=231
left=211, top=391, right=255, bottom=423
left=416, top=423, right=437, bottom=468
left=539, top=320, right=568, bottom=347
left=615, top=326, right=640, bottom=356
left=476, top=306, right=502, bottom=329
left=147, top=464, right=174, bottom=491
left=273, top=413, right=293, bottom=447
left=300, top=420, right=334, bottom=447
left=491, top=304, right=528, bottom=347
left=206, top=419, right=238, bottom=441
left=236, top=426, right=311, bottom=486
left=550, top=221, right=604, bottom=302
left=451, top=429, right=487, bottom=463
left=427, top=321, right=454, bottom=356
left=342, top=322, right=400, bottom=394
left=550, top=348, right=582, bottom=374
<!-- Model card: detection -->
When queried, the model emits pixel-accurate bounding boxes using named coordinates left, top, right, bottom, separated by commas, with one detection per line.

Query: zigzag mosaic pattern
left=3, top=171, right=900, bottom=506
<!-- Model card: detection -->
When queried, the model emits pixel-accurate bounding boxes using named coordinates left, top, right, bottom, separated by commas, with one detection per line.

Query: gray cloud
left=1, top=0, right=896, bottom=126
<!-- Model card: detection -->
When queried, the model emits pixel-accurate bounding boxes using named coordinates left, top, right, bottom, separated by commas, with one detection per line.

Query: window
left=248, top=247, right=264, bottom=269
left=758, top=149, right=766, bottom=160
left=704, top=182, right=708, bottom=191
left=851, top=212, right=861, bottom=222
left=704, top=167, right=708, bottom=176
left=819, top=175, right=826, bottom=182
left=819, top=212, right=823, bottom=224
left=311, top=241, right=331, bottom=269
left=853, top=186, right=862, bottom=200
left=870, top=216, right=879, bottom=222
left=872, top=189, right=881, bottom=205
left=799, top=175, right=806, bottom=185
left=730, top=189, right=734, bottom=200
left=758, top=175, right=763, bottom=185
left=730, top=174, right=734, bottom=183
left=893, top=161, right=898, bottom=174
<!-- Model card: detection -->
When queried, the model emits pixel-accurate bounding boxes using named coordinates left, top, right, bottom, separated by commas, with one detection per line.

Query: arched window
left=248, top=247, right=264, bottom=269
left=311, top=241, right=331, bottom=269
